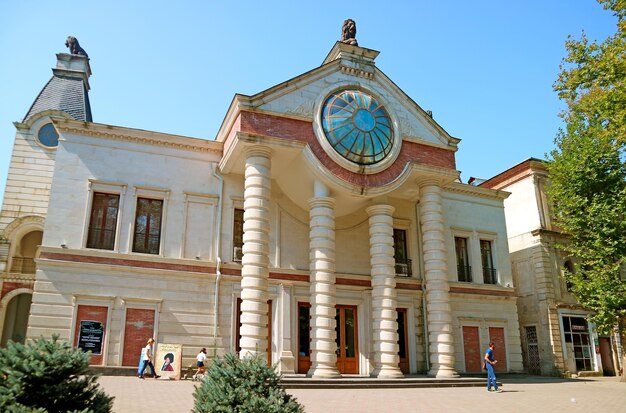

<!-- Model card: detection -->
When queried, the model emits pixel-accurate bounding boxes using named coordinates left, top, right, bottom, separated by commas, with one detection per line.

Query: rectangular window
left=480, top=240, right=497, bottom=284
left=455, top=237, right=472, bottom=282
left=132, top=198, right=163, bottom=254
left=86, top=192, right=120, bottom=250
left=393, top=229, right=411, bottom=277
left=233, top=208, right=244, bottom=262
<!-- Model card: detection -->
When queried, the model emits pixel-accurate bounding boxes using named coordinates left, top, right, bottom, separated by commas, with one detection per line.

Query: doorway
left=397, top=308, right=409, bottom=373
left=335, top=305, right=358, bottom=374
left=1, top=293, right=32, bottom=346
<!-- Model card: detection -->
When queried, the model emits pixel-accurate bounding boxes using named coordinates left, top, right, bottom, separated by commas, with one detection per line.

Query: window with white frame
left=393, top=229, right=411, bottom=277
left=233, top=208, right=244, bottom=262
left=480, top=239, right=497, bottom=284
left=132, top=198, right=164, bottom=254
left=86, top=192, right=120, bottom=250
left=455, top=236, right=471, bottom=282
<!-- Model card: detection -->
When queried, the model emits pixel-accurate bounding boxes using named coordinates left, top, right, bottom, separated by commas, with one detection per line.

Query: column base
left=278, top=351, right=295, bottom=374
left=370, top=367, right=404, bottom=379
left=428, top=366, right=460, bottom=378
left=306, top=366, right=341, bottom=379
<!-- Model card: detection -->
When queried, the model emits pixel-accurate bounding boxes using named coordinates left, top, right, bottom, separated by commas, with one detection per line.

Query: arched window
left=563, top=260, right=575, bottom=292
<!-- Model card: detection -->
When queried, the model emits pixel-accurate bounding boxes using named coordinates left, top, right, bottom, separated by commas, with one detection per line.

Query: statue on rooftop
left=340, top=19, right=358, bottom=46
left=65, top=36, right=88, bottom=57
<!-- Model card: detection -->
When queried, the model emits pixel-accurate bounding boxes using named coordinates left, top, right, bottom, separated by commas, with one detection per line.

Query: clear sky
left=0, top=1, right=618, bottom=203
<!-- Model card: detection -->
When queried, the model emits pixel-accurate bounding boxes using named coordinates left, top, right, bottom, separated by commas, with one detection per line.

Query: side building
left=0, top=37, right=524, bottom=377
left=480, top=158, right=621, bottom=376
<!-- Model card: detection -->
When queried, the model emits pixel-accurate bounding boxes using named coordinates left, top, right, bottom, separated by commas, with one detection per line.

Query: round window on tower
left=321, top=89, right=393, bottom=166
left=37, top=123, right=59, bottom=148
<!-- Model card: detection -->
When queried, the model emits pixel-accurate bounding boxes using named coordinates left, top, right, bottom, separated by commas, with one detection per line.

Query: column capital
left=245, top=145, right=272, bottom=159
left=366, top=204, right=395, bottom=217
left=309, top=196, right=336, bottom=209
left=417, top=178, right=442, bottom=189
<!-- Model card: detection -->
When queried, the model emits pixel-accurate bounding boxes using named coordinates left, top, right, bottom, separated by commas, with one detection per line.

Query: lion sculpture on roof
left=65, top=36, right=88, bottom=57
left=340, top=19, right=358, bottom=46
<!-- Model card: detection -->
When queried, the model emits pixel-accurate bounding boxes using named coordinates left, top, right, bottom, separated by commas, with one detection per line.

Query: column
left=239, top=146, right=271, bottom=361
left=278, top=284, right=296, bottom=373
left=307, top=182, right=340, bottom=378
left=420, top=181, right=459, bottom=377
left=367, top=204, right=404, bottom=378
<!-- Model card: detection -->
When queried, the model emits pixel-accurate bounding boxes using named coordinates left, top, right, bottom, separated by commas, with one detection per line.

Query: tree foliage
left=548, top=0, right=626, bottom=335
left=193, top=353, right=303, bottom=413
left=0, top=335, right=114, bottom=412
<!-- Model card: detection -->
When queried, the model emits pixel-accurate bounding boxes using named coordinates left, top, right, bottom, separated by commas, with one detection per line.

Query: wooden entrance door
left=297, top=302, right=311, bottom=374
left=236, top=298, right=272, bottom=364
left=335, top=305, right=358, bottom=374
left=397, top=308, right=409, bottom=374
left=599, top=337, right=615, bottom=376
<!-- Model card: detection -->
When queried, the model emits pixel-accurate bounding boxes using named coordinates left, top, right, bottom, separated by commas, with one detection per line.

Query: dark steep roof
left=24, top=74, right=92, bottom=122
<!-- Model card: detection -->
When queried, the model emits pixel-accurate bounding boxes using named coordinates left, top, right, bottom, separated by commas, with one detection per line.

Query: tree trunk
left=621, top=318, right=626, bottom=382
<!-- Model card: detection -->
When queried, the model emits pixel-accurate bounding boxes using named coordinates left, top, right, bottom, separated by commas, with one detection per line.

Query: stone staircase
left=280, top=375, right=489, bottom=389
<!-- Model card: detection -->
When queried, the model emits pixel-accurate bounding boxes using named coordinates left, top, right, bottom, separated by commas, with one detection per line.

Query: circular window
left=37, top=123, right=59, bottom=148
left=321, top=90, right=393, bottom=165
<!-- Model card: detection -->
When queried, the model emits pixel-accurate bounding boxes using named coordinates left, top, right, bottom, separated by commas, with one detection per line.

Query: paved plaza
left=96, top=375, right=626, bottom=413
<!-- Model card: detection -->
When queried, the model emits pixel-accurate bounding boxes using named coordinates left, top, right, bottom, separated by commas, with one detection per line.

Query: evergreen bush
left=0, top=335, right=114, bottom=413
left=193, top=352, right=303, bottom=413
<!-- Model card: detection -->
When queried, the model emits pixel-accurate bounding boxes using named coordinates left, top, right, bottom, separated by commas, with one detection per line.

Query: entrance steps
left=280, top=375, right=488, bottom=389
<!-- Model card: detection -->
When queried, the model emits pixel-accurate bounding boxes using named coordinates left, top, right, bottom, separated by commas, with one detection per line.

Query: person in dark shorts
left=193, top=347, right=207, bottom=381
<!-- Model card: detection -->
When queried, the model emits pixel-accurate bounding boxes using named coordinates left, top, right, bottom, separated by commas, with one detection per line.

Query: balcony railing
left=132, top=232, right=161, bottom=254
left=395, top=258, right=412, bottom=277
left=233, top=246, right=243, bottom=263
left=86, top=227, right=116, bottom=250
left=457, top=265, right=472, bottom=282
left=10, top=257, right=36, bottom=274
left=483, top=267, right=497, bottom=285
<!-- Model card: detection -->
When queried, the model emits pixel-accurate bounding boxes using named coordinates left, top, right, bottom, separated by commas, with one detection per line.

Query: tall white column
left=420, top=181, right=459, bottom=377
left=307, top=182, right=340, bottom=378
left=239, top=146, right=271, bottom=362
left=367, top=204, right=404, bottom=378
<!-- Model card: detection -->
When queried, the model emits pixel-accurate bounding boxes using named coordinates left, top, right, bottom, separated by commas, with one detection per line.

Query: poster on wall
left=154, top=343, right=182, bottom=380
left=77, top=320, right=104, bottom=355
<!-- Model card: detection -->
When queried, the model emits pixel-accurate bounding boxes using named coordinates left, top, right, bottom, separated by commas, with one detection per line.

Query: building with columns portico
left=0, top=36, right=523, bottom=377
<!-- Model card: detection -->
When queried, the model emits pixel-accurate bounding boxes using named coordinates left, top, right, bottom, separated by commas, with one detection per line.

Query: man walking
left=484, top=342, right=502, bottom=392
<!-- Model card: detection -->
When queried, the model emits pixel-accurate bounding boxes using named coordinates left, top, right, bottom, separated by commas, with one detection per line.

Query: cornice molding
left=53, top=120, right=223, bottom=155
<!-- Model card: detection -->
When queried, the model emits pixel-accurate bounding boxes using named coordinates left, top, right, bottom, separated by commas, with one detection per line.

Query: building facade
left=480, top=159, right=622, bottom=376
left=0, top=39, right=524, bottom=377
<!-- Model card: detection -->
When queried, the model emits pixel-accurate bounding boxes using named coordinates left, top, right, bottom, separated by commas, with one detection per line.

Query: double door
left=297, top=304, right=358, bottom=374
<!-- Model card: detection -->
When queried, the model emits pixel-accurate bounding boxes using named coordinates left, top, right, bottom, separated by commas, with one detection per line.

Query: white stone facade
left=0, top=43, right=525, bottom=377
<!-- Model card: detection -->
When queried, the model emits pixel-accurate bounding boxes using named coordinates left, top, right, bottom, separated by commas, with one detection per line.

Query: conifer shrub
left=0, top=335, right=114, bottom=413
left=193, top=352, right=303, bottom=413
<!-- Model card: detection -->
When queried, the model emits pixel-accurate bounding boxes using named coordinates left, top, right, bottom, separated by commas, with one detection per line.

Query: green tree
left=548, top=0, right=626, bottom=380
left=193, top=353, right=303, bottom=413
left=0, top=335, right=114, bottom=412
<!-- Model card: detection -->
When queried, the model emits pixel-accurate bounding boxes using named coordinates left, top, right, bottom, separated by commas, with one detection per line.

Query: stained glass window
left=37, top=123, right=59, bottom=147
left=321, top=90, right=393, bottom=165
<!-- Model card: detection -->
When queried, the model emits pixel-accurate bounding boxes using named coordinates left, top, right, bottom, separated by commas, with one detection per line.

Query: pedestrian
left=138, top=338, right=160, bottom=379
left=484, top=342, right=502, bottom=392
left=193, top=347, right=207, bottom=381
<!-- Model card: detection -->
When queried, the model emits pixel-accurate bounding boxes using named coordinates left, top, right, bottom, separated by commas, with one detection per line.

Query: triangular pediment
left=216, top=42, right=459, bottom=151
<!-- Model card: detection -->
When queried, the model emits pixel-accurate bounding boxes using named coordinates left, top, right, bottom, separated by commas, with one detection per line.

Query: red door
left=489, top=327, right=507, bottom=373
left=122, top=308, right=155, bottom=366
left=74, top=305, right=108, bottom=365
left=463, top=326, right=481, bottom=372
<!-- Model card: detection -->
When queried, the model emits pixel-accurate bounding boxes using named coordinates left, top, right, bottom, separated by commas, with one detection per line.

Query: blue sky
left=0, top=1, right=618, bottom=202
